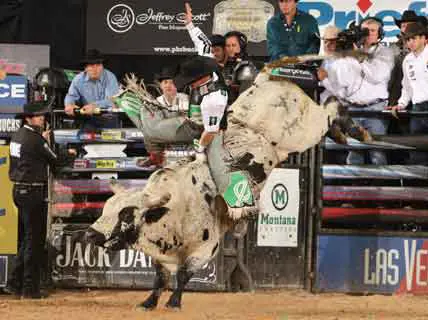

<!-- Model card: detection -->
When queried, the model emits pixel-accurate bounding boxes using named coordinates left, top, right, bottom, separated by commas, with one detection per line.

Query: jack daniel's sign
left=49, top=225, right=219, bottom=290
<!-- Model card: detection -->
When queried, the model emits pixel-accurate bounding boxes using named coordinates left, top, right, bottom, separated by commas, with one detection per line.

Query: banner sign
left=87, top=0, right=277, bottom=56
left=257, top=168, right=300, bottom=247
left=316, top=235, right=428, bottom=294
left=50, top=226, right=220, bottom=290
left=0, top=147, right=17, bottom=254
left=0, top=114, right=21, bottom=137
left=87, top=0, right=426, bottom=56
left=0, top=75, right=27, bottom=114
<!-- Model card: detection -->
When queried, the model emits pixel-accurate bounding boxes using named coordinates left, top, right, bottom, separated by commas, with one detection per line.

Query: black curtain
left=0, top=0, right=86, bottom=69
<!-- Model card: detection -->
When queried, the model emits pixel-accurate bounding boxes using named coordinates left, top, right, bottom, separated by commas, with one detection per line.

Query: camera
left=336, top=22, right=370, bottom=51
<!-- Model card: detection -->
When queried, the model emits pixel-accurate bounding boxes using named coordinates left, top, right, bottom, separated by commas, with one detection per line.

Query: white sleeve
left=360, top=46, right=395, bottom=84
left=200, top=90, right=228, bottom=132
left=177, top=93, right=189, bottom=113
left=186, top=22, right=214, bottom=58
left=398, top=60, right=412, bottom=108
left=321, top=58, right=356, bottom=100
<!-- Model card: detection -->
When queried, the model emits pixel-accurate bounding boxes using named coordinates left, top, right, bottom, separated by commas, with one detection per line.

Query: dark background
left=0, top=0, right=273, bottom=84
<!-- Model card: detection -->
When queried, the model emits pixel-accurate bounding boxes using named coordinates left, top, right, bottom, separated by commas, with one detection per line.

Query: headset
left=359, top=16, right=385, bottom=40
left=224, top=31, right=248, bottom=55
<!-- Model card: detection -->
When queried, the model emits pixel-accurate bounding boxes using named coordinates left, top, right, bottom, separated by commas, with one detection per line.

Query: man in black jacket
left=5, top=102, right=75, bottom=299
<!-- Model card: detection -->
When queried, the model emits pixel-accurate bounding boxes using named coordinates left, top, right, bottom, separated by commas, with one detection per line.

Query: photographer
left=318, top=17, right=394, bottom=165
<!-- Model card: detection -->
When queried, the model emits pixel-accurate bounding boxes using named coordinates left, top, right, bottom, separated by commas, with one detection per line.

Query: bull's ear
left=110, top=181, right=127, bottom=194
left=213, top=195, right=228, bottom=217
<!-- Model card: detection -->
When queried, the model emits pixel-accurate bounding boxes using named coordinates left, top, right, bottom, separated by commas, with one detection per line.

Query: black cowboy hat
left=81, top=49, right=105, bottom=66
left=394, top=10, right=423, bottom=27
left=174, top=56, right=218, bottom=90
left=154, top=66, right=177, bottom=82
left=403, top=22, right=427, bottom=39
left=209, top=34, right=226, bottom=47
left=16, top=102, right=50, bottom=118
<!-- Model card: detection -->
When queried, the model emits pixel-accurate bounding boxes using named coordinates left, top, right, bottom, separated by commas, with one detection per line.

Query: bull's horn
left=143, top=192, right=172, bottom=209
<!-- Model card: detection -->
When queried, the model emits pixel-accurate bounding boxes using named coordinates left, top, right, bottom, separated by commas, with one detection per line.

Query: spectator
left=388, top=23, right=428, bottom=165
left=318, top=17, right=395, bottom=165
left=267, top=0, right=320, bottom=60
left=184, top=2, right=227, bottom=68
left=389, top=10, right=427, bottom=106
left=139, top=67, right=192, bottom=168
left=64, top=49, right=120, bottom=131
left=155, top=67, right=189, bottom=114
left=223, top=31, right=258, bottom=103
left=319, top=25, right=340, bottom=103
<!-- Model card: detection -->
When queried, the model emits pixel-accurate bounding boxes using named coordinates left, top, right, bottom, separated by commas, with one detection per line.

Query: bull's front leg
left=165, top=265, right=193, bottom=309
left=139, top=262, right=170, bottom=310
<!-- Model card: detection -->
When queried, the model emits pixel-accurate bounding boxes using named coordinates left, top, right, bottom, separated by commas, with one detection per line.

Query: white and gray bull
left=84, top=71, right=339, bottom=309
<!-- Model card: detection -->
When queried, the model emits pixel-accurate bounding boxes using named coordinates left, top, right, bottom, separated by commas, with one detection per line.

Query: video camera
left=336, top=22, right=370, bottom=51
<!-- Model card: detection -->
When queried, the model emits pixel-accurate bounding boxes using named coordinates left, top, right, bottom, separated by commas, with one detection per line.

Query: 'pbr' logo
left=107, top=4, right=135, bottom=33
left=271, top=183, right=288, bottom=211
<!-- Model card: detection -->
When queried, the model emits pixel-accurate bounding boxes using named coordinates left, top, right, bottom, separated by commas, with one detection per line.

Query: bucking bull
left=83, top=57, right=365, bottom=310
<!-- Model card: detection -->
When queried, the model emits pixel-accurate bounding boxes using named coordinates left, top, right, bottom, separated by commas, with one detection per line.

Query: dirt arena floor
left=1, top=289, right=428, bottom=320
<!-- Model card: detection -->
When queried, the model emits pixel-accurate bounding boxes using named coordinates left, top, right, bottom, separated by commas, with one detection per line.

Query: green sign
left=223, top=171, right=254, bottom=208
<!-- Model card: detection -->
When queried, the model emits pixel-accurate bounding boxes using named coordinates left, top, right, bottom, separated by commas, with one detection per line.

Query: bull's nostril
left=85, top=227, right=106, bottom=246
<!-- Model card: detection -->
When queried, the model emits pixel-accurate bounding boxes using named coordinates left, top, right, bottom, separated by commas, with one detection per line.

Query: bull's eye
left=121, top=221, right=131, bottom=232
left=119, top=206, right=138, bottom=224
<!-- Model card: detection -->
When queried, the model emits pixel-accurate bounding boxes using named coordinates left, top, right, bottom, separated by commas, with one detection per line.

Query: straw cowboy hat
left=322, top=26, right=340, bottom=40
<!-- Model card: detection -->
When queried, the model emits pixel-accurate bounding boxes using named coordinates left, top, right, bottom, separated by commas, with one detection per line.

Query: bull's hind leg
left=139, top=262, right=170, bottom=310
left=165, top=265, right=193, bottom=309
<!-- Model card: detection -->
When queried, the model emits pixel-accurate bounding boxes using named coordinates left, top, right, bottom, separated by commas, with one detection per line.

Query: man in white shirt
left=155, top=68, right=189, bottom=114
left=388, top=23, right=428, bottom=164
left=139, top=68, right=192, bottom=167
left=318, top=17, right=395, bottom=165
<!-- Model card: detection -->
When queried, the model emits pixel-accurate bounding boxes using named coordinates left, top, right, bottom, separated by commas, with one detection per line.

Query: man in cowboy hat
left=388, top=23, right=428, bottom=164
left=175, top=55, right=256, bottom=216
left=64, top=49, right=120, bottom=130
left=174, top=56, right=228, bottom=158
left=318, top=25, right=341, bottom=104
left=389, top=10, right=427, bottom=106
left=155, top=67, right=189, bottom=114
left=267, top=0, right=320, bottom=60
left=5, top=102, right=76, bottom=299
left=137, top=67, right=193, bottom=168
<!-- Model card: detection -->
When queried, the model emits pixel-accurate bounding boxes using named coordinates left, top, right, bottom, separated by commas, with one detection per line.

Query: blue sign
left=299, top=1, right=427, bottom=39
left=316, top=235, right=428, bottom=294
left=0, top=75, right=27, bottom=113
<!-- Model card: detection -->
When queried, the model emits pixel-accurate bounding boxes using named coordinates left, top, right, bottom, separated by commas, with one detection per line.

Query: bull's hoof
left=165, top=294, right=181, bottom=310
left=137, top=294, right=158, bottom=311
